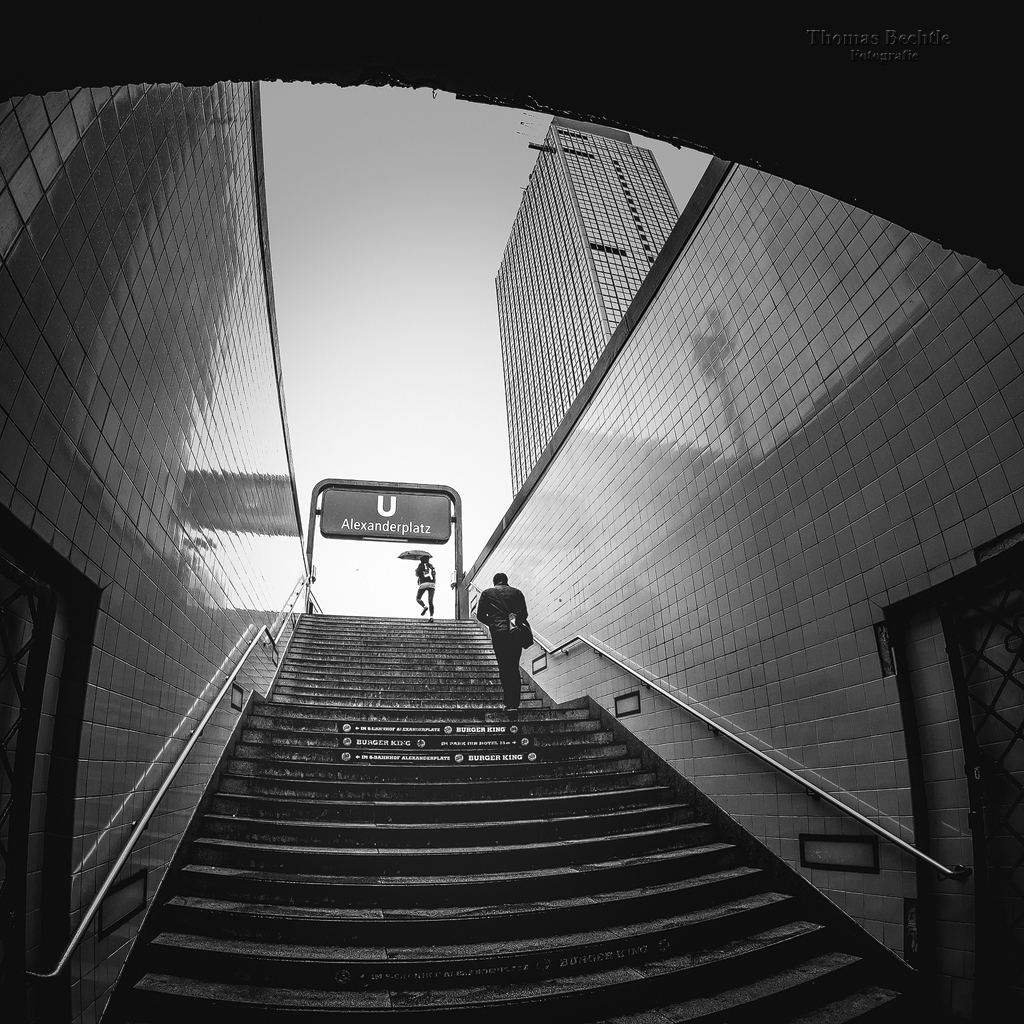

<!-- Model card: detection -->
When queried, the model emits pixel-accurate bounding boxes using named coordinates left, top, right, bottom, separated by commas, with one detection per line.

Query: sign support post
left=305, top=479, right=467, bottom=619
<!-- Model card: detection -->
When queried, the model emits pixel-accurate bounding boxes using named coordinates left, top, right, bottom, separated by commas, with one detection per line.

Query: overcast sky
left=259, top=82, right=712, bottom=619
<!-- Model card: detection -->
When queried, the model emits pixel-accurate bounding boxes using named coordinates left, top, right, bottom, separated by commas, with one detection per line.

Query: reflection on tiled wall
left=472, top=164, right=1024, bottom=1015
left=1, top=83, right=304, bottom=1022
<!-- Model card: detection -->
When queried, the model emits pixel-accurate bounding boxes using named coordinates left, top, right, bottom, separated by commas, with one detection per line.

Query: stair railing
left=28, top=570, right=311, bottom=980
left=531, top=625, right=971, bottom=882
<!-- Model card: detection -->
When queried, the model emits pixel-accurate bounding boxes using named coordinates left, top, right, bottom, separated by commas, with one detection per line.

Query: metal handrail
left=28, top=573, right=310, bottom=979
left=533, top=627, right=971, bottom=882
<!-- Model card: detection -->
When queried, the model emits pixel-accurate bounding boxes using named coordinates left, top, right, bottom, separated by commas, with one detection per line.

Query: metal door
left=0, top=554, right=55, bottom=1014
left=940, top=550, right=1024, bottom=1021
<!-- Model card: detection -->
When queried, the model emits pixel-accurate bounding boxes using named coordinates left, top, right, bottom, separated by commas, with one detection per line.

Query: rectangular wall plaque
left=799, top=833, right=879, bottom=873
left=614, top=691, right=641, bottom=718
left=99, top=869, right=148, bottom=937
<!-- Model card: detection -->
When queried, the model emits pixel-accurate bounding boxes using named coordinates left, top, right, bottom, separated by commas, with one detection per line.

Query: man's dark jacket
left=476, top=584, right=528, bottom=634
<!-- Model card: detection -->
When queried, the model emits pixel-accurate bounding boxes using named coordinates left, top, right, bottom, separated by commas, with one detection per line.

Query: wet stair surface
left=116, top=614, right=914, bottom=1022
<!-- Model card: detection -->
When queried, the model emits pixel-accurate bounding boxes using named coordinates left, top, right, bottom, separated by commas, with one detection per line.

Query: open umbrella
left=398, top=550, right=432, bottom=560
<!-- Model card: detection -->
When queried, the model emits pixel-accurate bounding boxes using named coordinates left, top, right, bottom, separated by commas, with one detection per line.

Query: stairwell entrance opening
left=305, top=478, right=467, bottom=618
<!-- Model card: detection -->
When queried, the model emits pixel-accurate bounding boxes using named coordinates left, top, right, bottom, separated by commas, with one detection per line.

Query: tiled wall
left=470, top=164, right=1024, bottom=1016
left=1, top=83, right=304, bottom=1022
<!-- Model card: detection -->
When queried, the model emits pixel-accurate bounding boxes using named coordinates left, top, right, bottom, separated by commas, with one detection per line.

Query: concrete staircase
left=112, top=614, right=915, bottom=1022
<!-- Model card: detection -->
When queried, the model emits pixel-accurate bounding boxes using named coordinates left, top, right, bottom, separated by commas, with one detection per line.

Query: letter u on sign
left=377, top=495, right=396, bottom=517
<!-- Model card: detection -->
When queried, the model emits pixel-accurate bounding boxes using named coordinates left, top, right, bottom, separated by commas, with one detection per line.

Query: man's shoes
left=420, top=607, right=428, bottom=616
left=428, top=616, right=434, bottom=622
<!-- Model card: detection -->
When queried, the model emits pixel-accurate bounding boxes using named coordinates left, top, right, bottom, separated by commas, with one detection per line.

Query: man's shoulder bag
left=494, top=591, right=534, bottom=650
left=509, top=611, right=534, bottom=650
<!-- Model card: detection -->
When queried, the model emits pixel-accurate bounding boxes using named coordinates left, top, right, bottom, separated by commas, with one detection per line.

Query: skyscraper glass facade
left=496, top=117, right=678, bottom=493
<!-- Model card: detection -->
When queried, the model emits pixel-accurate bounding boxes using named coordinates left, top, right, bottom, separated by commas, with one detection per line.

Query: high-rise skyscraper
left=496, top=117, right=679, bottom=493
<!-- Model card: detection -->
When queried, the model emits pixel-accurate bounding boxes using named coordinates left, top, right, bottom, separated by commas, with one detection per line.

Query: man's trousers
left=490, top=633, right=523, bottom=709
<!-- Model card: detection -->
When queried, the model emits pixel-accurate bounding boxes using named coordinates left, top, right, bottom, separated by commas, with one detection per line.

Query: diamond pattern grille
left=0, top=554, right=55, bottom=1005
left=945, top=576, right=1024, bottom=948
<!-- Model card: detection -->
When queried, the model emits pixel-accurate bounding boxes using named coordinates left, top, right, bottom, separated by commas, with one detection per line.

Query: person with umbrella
left=414, top=553, right=436, bottom=620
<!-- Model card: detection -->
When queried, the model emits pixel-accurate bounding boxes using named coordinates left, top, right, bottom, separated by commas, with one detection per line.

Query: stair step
left=254, top=712, right=581, bottom=729
left=162, top=867, right=770, bottom=944
left=279, top=660, right=493, bottom=668
left=190, top=821, right=718, bottom=873
left=231, top=736, right=618, bottom=761
left=176, top=842, right=743, bottom=907
left=129, top=923, right=842, bottom=1021
left=256, top=705, right=587, bottom=722
left=199, top=803, right=696, bottom=846
left=238, top=729, right=608, bottom=750
left=273, top=674, right=508, bottom=685
left=225, top=754, right=643, bottom=782
left=209, top=785, right=678, bottom=822
left=245, top=715, right=599, bottom=735
left=598, top=951, right=873, bottom=1023
left=218, top=768, right=662, bottom=801
left=784, top=986, right=905, bottom=1023
left=273, top=677, right=507, bottom=687
left=147, top=892, right=799, bottom=989
left=267, top=698, right=542, bottom=710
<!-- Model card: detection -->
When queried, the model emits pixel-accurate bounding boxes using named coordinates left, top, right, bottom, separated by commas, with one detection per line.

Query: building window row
left=590, top=242, right=629, bottom=257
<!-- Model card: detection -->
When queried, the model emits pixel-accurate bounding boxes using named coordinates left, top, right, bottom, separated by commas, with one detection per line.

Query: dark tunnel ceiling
left=3, top=19, right=1019, bottom=284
